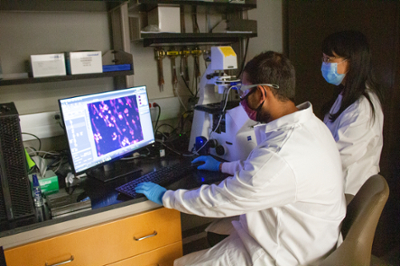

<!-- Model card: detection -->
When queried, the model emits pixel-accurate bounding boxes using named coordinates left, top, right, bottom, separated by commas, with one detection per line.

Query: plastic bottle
left=32, top=174, right=44, bottom=207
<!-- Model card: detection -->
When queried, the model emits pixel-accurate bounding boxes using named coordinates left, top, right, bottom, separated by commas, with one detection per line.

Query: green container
left=29, top=170, right=59, bottom=196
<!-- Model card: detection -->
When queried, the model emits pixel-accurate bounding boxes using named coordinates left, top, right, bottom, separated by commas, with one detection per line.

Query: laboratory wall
left=0, top=11, right=115, bottom=115
left=129, top=0, right=283, bottom=107
left=248, top=0, right=283, bottom=57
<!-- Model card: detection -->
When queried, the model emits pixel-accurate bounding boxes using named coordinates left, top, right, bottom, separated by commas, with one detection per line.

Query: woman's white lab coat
left=163, top=102, right=346, bottom=265
left=324, top=91, right=384, bottom=195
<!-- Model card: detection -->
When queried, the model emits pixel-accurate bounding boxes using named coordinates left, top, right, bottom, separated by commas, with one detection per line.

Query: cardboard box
left=148, top=6, right=181, bottom=33
left=30, top=53, right=66, bottom=78
left=65, top=51, right=102, bottom=75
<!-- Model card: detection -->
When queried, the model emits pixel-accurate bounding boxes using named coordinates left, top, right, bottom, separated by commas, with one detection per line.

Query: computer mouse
left=191, top=161, right=205, bottom=168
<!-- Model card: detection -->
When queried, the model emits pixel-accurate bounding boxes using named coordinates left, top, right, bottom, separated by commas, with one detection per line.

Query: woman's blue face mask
left=321, top=60, right=347, bottom=86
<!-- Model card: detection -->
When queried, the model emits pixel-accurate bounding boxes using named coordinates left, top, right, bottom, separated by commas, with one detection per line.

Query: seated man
left=136, top=51, right=346, bottom=265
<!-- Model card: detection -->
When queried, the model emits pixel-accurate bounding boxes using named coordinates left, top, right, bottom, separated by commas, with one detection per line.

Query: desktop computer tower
left=0, top=102, right=34, bottom=221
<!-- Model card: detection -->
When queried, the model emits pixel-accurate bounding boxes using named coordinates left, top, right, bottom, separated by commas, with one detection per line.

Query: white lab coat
left=163, top=102, right=346, bottom=266
left=324, top=90, right=384, bottom=195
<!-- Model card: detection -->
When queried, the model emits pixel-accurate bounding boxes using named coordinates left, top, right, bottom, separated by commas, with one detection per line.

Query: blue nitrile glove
left=135, top=182, right=167, bottom=205
left=192, top=155, right=221, bottom=171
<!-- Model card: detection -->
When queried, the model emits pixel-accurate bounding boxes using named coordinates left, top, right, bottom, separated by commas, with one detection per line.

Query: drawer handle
left=134, top=231, right=158, bottom=241
left=45, top=255, right=74, bottom=266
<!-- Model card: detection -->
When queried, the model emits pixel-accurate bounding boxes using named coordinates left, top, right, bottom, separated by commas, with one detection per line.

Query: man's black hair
left=243, top=51, right=296, bottom=102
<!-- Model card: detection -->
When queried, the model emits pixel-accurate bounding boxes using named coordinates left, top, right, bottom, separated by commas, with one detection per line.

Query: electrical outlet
left=149, top=97, right=182, bottom=122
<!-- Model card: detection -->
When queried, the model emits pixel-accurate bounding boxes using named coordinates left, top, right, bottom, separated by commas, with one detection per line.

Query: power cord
left=22, top=132, right=42, bottom=151
left=180, top=57, right=195, bottom=97
left=153, top=102, right=161, bottom=133
left=236, top=38, right=250, bottom=79
left=192, top=86, right=234, bottom=155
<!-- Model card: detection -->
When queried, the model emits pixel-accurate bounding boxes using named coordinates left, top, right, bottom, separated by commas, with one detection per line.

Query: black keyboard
left=115, top=162, right=200, bottom=199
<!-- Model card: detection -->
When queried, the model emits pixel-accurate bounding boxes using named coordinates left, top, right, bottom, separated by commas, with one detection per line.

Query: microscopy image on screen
left=88, top=96, right=144, bottom=157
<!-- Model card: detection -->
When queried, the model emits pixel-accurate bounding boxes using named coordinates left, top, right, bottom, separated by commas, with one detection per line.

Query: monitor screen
left=59, top=85, right=154, bottom=180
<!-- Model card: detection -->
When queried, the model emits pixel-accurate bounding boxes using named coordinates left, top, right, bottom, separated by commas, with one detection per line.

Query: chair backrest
left=320, top=174, right=389, bottom=266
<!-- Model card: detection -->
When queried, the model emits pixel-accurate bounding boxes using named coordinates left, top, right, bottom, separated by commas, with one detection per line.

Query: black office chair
left=320, top=174, right=389, bottom=266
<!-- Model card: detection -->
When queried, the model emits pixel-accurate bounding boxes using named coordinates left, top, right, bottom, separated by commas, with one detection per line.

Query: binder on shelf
left=102, top=50, right=133, bottom=73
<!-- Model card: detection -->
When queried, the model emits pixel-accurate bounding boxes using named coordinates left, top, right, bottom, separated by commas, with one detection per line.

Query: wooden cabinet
left=4, top=208, right=182, bottom=266
left=106, top=242, right=182, bottom=266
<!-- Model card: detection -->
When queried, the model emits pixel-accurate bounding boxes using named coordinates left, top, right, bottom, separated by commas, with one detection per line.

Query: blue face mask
left=321, top=61, right=346, bottom=86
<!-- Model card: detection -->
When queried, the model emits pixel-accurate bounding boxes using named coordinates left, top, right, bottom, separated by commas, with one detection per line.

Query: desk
left=0, top=156, right=226, bottom=266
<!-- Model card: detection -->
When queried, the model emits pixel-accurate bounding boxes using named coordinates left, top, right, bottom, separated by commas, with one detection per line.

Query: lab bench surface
left=0, top=155, right=227, bottom=249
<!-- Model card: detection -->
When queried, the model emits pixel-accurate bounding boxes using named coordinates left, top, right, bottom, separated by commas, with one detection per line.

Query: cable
left=193, top=64, right=200, bottom=98
left=192, top=7, right=200, bottom=33
left=25, top=146, right=37, bottom=155
left=121, top=148, right=151, bottom=160
left=27, top=150, right=61, bottom=157
left=155, top=139, right=183, bottom=156
left=58, top=119, right=65, bottom=130
left=22, top=132, right=41, bottom=151
left=180, top=56, right=195, bottom=96
left=178, top=110, right=193, bottom=134
left=153, top=103, right=161, bottom=133
left=26, top=148, right=64, bottom=177
left=157, top=131, right=170, bottom=141
left=178, top=94, right=188, bottom=111
left=174, top=85, right=188, bottom=111
left=194, top=57, right=201, bottom=97
left=209, top=18, right=225, bottom=33
left=52, top=156, right=66, bottom=173
left=236, top=38, right=250, bottom=79
left=192, top=86, right=233, bottom=155
left=156, top=123, right=175, bottom=133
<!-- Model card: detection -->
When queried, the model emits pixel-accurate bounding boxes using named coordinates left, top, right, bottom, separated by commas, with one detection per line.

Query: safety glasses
left=231, top=83, right=280, bottom=99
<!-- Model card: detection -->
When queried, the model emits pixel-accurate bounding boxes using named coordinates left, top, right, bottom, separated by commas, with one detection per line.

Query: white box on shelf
left=148, top=6, right=181, bottom=33
left=30, top=53, right=66, bottom=78
left=65, top=51, right=102, bottom=75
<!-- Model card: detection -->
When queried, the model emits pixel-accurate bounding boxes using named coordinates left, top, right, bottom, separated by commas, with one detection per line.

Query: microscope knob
left=216, top=145, right=225, bottom=156
left=209, top=139, right=218, bottom=148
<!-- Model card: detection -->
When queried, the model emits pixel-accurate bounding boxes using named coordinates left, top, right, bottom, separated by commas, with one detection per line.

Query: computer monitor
left=59, top=85, right=155, bottom=182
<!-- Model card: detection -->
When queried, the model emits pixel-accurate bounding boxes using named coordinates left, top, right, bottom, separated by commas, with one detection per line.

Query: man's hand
left=192, top=156, right=221, bottom=171
left=135, top=182, right=167, bottom=205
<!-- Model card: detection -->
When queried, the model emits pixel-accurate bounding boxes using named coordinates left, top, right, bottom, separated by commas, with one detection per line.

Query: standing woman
left=321, top=30, right=384, bottom=202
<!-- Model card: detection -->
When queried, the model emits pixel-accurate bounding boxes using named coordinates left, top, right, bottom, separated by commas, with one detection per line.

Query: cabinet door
left=4, top=208, right=182, bottom=266
left=106, top=241, right=182, bottom=266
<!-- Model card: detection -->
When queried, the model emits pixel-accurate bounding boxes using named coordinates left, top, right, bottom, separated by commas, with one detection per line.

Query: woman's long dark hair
left=322, top=30, right=384, bottom=122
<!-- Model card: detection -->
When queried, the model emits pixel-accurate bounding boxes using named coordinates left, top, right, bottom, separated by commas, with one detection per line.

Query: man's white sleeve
left=162, top=148, right=297, bottom=218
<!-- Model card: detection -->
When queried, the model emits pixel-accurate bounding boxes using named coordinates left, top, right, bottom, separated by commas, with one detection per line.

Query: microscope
left=188, top=46, right=258, bottom=162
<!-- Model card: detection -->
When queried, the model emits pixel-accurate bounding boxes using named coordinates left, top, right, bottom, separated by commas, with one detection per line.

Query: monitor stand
left=86, top=160, right=142, bottom=182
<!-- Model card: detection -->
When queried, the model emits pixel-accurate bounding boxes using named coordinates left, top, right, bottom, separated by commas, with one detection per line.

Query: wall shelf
left=129, top=0, right=256, bottom=13
left=140, top=32, right=257, bottom=47
left=0, top=71, right=133, bottom=86
left=130, top=1, right=257, bottom=47
left=0, top=0, right=128, bottom=12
